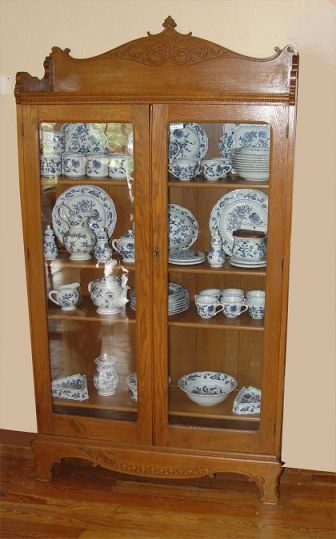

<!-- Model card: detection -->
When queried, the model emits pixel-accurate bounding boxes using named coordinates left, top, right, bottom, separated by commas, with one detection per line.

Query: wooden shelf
left=168, top=175, right=269, bottom=190
left=169, top=259, right=266, bottom=276
left=168, top=305, right=264, bottom=331
left=169, top=386, right=260, bottom=423
left=48, top=301, right=136, bottom=323
left=53, top=384, right=136, bottom=413
left=44, top=175, right=130, bottom=187
left=45, top=252, right=135, bottom=271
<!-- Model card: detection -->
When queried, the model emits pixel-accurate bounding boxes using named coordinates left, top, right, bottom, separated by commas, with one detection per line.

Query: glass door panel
left=165, top=118, right=272, bottom=437
left=39, top=120, right=139, bottom=422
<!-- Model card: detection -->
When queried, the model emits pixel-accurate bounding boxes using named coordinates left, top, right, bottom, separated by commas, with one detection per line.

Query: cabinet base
left=31, top=434, right=282, bottom=504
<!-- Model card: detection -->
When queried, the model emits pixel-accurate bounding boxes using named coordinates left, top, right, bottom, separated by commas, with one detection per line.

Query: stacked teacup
left=40, top=129, right=64, bottom=178
left=220, top=288, right=248, bottom=319
left=232, top=147, right=270, bottom=181
left=246, top=290, right=265, bottom=320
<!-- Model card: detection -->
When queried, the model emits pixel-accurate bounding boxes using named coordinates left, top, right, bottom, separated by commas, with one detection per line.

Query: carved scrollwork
left=79, top=447, right=210, bottom=479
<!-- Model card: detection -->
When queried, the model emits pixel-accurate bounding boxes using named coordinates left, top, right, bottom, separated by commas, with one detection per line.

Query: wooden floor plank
left=0, top=455, right=335, bottom=539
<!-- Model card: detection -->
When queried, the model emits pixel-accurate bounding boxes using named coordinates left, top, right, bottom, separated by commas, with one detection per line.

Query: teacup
left=247, top=297, right=265, bottom=320
left=40, top=154, right=62, bottom=177
left=195, top=294, right=223, bottom=319
left=86, top=153, right=109, bottom=178
left=232, top=229, right=267, bottom=263
left=108, top=154, right=133, bottom=179
left=221, top=288, right=245, bottom=300
left=168, top=158, right=200, bottom=181
left=220, top=296, right=248, bottom=319
left=48, top=282, right=80, bottom=311
left=40, top=130, right=64, bottom=155
left=198, top=288, right=222, bottom=299
left=62, top=153, right=87, bottom=177
left=201, top=158, right=232, bottom=181
left=246, top=290, right=265, bottom=300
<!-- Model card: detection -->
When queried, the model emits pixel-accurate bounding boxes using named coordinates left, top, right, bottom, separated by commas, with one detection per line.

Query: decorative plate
left=63, top=123, right=110, bottom=154
left=169, top=123, right=208, bottom=160
left=52, top=184, right=117, bottom=244
left=209, top=189, right=268, bottom=256
left=168, top=204, right=199, bottom=250
left=169, top=249, right=205, bottom=265
left=219, top=124, right=270, bottom=169
left=232, top=386, right=261, bottom=415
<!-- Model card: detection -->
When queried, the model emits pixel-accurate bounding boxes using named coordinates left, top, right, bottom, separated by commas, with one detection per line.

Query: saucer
left=169, top=249, right=206, bottom=265
left=229, top=257, right=266, bottom=268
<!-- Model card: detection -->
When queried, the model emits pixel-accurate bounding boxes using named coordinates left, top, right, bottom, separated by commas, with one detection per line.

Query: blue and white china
left=220, top=296, right=248, bottom=319
left=168, top=158, right=200, bottom=181
left=219, top=124, right=270, bottom=168
left=52, top=185, right=117, bottom=243
left=56, top=205, right=97, bottom=260
left=168, top=204, right=199, bottom=250
left=126, top=372, right=138, bottom=401
left=247, top=302, right=265, bottom=320
left=40, top=130, right=64, bottom=155
left=48, top=282, right=80, bottom=311
left=43, top=225, right=58, bottom=261
left=86, top=153, right=109, bottom=178
left=40, top=154, right=62, bottom=177
left=112, top=229, right=135, bottom=263
left=62, top=152, right=87, bottom=177
left=168, top=248, right=205, bottom=265
left=194, top=294, right=223, bottom=319
left=178, top=371, right=238, bottom=406
left=218, top=123, right=237, bottom=160
left=231, top=229, right=267, bottom=264
left=246, top=290, right=265, bottom=300
left=201, top=158, right=232, bottom=181
left=51, top=373, right=89, bottom=401
left=207, top=233, right=225, bottom=267
left=64, top=123, right=109, bottom=154
left=108, top=153, right=133, bottom=179
left=198, top=289, right=222, bottom=299
left=169, top=123, right=208, bottom=161
left=93, top=353, right=119, bottom=396
left=88, top=260, right=129, bottom=315
left=93, top=228, right=113, bottom=262
left=232, top=386, right=261, bottom=415
left=130, top=282, right=190, bottom=316
left=209, top=189, right=268, bottom=256
left=221, top=289, right=245, bottom=301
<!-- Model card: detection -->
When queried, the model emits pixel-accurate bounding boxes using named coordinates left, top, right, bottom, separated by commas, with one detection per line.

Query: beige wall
left=0, top=0, right=335, bottom=472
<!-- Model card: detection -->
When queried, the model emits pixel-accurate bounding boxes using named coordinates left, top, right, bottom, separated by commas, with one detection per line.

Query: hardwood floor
left=0, top=449, right=335, bottom=539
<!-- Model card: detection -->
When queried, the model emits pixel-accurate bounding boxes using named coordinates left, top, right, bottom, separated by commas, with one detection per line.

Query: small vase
left=207, top=233, right=225, bottom=267
left=44, top=225, right=58, bottom=260
left=93, top=228, right=113, bottom=262
left=93, top=353, right=119, bottom=396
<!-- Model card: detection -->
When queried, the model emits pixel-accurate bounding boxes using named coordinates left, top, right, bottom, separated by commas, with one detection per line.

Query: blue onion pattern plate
left=169, top=123, right=208, bottom=160
left=218, top=124, right=270, bottom=169
left=168, top=204, right=199, bottom=250
left=209, top=189, right=268, bottom=256
left=63, top=123, right=110, bottom=154
left=52, top=185, right=117, bottom=244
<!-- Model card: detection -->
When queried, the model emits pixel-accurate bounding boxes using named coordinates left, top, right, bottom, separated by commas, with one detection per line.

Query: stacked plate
left=168, top=248, right=205, bottom=265
left=168, top=204, right=205, bottom=265
left=130, top=283, right=190, bottom=316
left=232, top=147, right=270, bottom=181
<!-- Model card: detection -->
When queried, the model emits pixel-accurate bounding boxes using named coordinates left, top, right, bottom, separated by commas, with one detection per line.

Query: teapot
left=88, top=259, right=129, bottom=315
left=56, top=205, right=97, bottom=260
left=112, top=228, right=135, bottom=263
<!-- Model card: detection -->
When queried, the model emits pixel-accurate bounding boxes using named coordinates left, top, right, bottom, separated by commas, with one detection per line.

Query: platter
left=169, top=123, right=208, bottom=161
left=52, top=185, right=117, bottom=244
left=209, top=189, right=268, bottom=256
left=168, top=204, right=199, bottom=250
left=63, top=123, right=110, bottom=154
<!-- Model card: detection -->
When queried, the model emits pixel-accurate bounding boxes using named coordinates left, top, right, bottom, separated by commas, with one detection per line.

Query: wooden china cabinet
left=15, top=17, right=298, bottom=503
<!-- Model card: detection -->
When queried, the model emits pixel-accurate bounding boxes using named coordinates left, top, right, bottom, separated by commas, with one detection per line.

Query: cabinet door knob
left=154, top=247, right=160, bottom=257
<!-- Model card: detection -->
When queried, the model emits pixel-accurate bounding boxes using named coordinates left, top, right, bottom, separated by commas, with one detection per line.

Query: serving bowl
left=178, top=371, right=237, bottom=406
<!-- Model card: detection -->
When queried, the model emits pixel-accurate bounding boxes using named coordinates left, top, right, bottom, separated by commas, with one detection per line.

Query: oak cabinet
left=15, top=17, right=298, bottom=503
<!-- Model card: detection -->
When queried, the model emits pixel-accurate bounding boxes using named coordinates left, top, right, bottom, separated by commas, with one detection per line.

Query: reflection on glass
left=39, top=122, right=137, bottom=421
left=167, top=121, right=270, bottom=431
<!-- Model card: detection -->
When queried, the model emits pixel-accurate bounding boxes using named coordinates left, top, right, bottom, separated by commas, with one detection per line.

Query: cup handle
left=215, top=304, right=224, bottom=315
left=48, top=290, right=60, bottom=306
left=195, top=161, right=201, bottom=175
left=240, top=304, right=249, bottom=314
left=111, top=239, right=119, bottom=252
left=224, top=164, right=232, bottom=174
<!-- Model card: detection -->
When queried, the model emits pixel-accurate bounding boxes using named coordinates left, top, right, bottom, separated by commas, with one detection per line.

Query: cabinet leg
left=34, top=457, right=56, bottom=481
left=253, top=467, right=281, bottom=504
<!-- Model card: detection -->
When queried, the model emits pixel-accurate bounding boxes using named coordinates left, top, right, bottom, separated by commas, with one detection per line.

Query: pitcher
left=57, top=205, right=97, bottom=260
